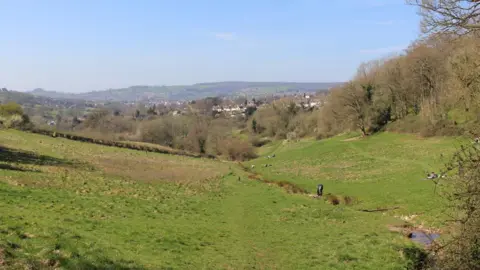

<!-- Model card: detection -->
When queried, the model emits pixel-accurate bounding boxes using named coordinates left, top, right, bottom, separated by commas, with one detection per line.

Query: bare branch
left=407, top=0, right=480, bottom=35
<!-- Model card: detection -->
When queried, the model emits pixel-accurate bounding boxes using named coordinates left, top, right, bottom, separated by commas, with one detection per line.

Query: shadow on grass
left=0, top=146, right=75, bottom=168
left=0, top=163, right=40, bottom=172
left=1, top=254, right=147, bottom=270
left=0, top=241, right=147, bottom=270
left=57, top=258, right=147, bottom=270
left=403, top=246, right=431, bottom=270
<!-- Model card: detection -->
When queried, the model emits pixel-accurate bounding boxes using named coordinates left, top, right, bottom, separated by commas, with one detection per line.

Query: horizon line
left=15, top=80, right=345, bottom=94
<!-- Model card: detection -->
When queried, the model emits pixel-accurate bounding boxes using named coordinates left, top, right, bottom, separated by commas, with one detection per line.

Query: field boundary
left=28, top=128, right=216, bottom=159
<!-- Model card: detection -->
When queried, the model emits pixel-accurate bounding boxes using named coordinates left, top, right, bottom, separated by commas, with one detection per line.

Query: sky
left=0, top=0, right=421, bottom=93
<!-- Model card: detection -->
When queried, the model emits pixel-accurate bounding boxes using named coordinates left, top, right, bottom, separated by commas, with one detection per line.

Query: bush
left=420, top=120, right=464, bottom=137
left=19, top=114, right=34, bottom=130
left=185, top=119, right=209, bottom=154
left=432, top=144, right=480, bottom=270
left=387, top=115, right=426, bottom=134
left=325, top=194, right=340, bottom=205
left=0, top=114, right=32, bottom=130
left=403, top=246, right=430, bottom=270
left=288, top=112, right=318, bottom=138
left=387, top=116, right=465, bottom=137
left=109, top=117, right=136, bottom=134
left=83, top=108, right=109, bottom=128
left=141, top=119, right=176, bottom=147
left=286, top=131, right=298, bottom=141
left=342, top=196, right=355, bottom=205
left=251, top=98, right=301, bottom=138
left=218, top=138, right=257, bottom=161
left=0, top=102, right=32, bottom=130
left=314, top=106, right=345, bottom=139
left=249, top=136, right=271, bottom=147
left=0, top=102, right=23, bottom=116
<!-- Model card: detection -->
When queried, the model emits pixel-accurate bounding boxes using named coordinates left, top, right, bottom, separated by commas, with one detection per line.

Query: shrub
left=387, top=115, right=426, bottom=134
left=0, top=114, right=32, bottom=130
left=403, top=246, right=430, bottom=270
left=288, top=112, right=318, bottom=138
left=141, top=119, right=176, bottom=147
left=342, top=196, right=355, bottom=205
left=420, top=120, right=464, bottom=137
left=185, top=119, right=209, bottom=154
left=286, top=131, right=298, bottom=141
left=218, top=137, right=257, bottom=161
left=314, top=106, right=345, bottom=139
left=109, top=117, right=136, bottom=134
left=325, top=194, right=340, bottom=205
left=83, top=108, right=110, bottom=128
left=386, top=116, right=465, bottom=137
left=432, top=144, right=480, bottom=270
left=0, top=102, right=23, bottom=116
left=249, top=136, right=271, bottom=147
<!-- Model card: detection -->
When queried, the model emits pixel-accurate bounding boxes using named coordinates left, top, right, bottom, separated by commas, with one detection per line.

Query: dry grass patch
left=0, top=130, right=231, bottom=195
left=92, top=153, right=227, bottom=185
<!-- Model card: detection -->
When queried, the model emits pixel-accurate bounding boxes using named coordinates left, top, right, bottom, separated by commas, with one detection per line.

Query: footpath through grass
left=0, top=130, right=458, bottom=269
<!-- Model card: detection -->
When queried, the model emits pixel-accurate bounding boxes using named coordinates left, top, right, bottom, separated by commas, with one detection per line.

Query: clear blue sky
left=0, top=0, right=421, bottom=93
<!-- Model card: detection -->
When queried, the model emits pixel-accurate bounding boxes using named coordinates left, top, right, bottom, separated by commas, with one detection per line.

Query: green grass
left=246, top=132, right=465, bottom=226
left=0, top=130, right=460, bottom=269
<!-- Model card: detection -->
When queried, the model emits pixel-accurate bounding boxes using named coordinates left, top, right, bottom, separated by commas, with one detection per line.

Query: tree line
left=317, top=33, right=479, bottom=138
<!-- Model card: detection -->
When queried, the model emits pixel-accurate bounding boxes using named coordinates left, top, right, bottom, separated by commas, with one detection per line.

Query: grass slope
left=0, top=130, right=457, bottom=269
left=247, top=133, right=463, bottom=227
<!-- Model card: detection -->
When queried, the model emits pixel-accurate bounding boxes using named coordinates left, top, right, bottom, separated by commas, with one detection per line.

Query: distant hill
left=1, top=89, right=83, bottom=108
left=28, top=82, right=343, bottom=102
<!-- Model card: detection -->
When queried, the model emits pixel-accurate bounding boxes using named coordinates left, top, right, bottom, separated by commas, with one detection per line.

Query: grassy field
left=247, top=132, right=464, bottom=227
left=0, top=130, right=460, bottom=269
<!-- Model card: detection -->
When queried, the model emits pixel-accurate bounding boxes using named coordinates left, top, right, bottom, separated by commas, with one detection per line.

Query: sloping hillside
left=0, top=130, right=452, bottom=269
left=246, top=133, right=462, bottom=225
left=0, top=89, right=84, bottom=108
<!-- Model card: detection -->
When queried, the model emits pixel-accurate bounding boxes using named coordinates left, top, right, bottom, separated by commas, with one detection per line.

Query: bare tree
left=446, top=37, right=480, bottom=112
left=407, top=0, right=480, bottom=35
left=377, top=57, right=408, bottom=120
left=334, top=82, right=370, bottom=136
